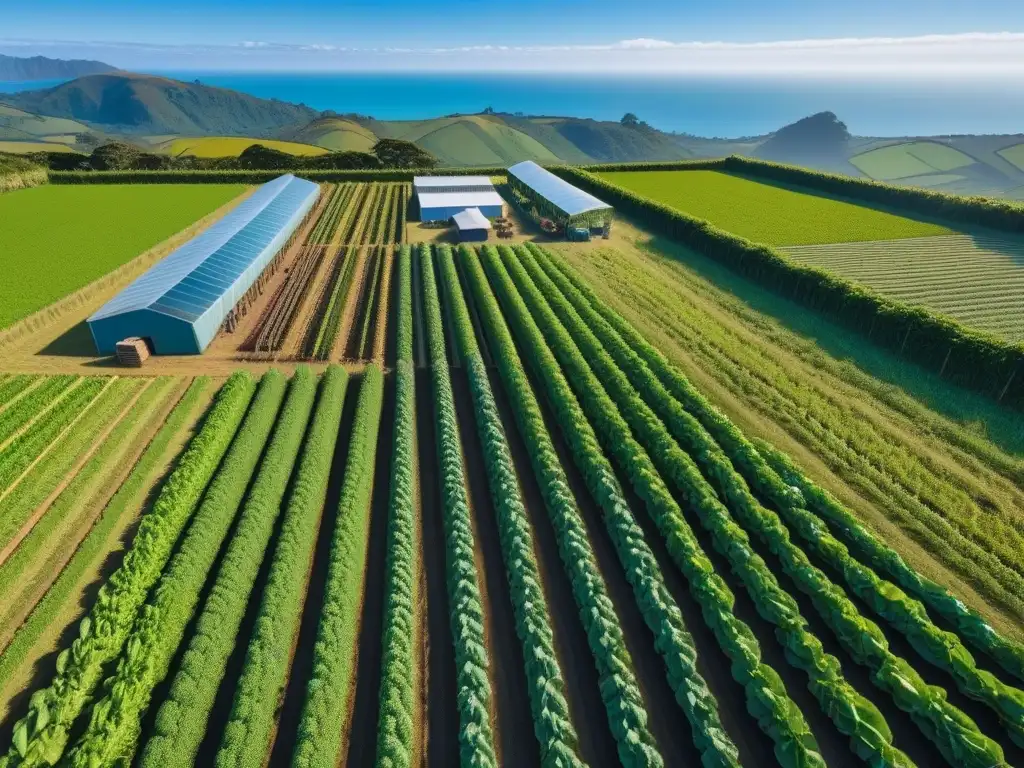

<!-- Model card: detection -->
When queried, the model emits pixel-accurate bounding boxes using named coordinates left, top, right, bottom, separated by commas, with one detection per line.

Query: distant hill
left=754, top=111, right=851, bottom=172
left=0, top=54, right=116, bottom=81
left=3, top=73, right=319, bottom=136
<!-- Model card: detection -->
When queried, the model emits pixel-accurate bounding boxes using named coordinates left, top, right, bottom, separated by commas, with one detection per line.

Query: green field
left=997, top=144, right=1024, bottom=172
left=0, top=184, right=245, bottom=329
left=0, top=141, right=79, bottom=154
left=784, top=234, right=1024, bottom=342
left=850, top=141, right=976, bottom=180
left=157, top=137, right=329, bottom=158
left=599, top=169, right=953, bottom=245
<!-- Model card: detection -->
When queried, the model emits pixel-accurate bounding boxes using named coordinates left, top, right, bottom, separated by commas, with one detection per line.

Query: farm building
left=507, top=160, right=613, bottom=231
left=453, top=207, right=492, bottom=242
left=87, top=174, right=319, bottom=355
left=414, top=175, right=504, bottom=222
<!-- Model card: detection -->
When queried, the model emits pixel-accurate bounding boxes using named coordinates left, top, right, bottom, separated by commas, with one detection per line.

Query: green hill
left=0, top=54, right=115, bottom=81
left=4, top=73, right=319, bottom=136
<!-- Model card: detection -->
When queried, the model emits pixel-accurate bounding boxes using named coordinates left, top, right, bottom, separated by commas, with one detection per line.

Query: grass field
left=0, top=184, right=246, bottom=329
left=784, top=234, right=1024, bottom=342
left=598, top=169, right=953, bottom=245
left=157, top=136, right=329, bottom=158
left=849, top=141, right=976, bottom=180
left=997, top=144, right=1024, bottom=172
left=0, top=141, right=79, bottom=154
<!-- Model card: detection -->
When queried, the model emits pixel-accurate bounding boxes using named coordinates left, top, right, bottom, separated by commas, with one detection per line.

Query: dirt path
left=0, top=378, right=153, bottom=568
left=486, top=368, right=618, bottom=766
left=416, top=370, right=457, bottom=767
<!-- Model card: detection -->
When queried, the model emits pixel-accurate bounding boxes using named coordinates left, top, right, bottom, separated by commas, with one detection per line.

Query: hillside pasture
left=0, top=141, right=79, bottom=154
left=598, top=169, right=952, bottom=245
left=157, top=136, right=329, bottom=158
left=849, top=141, right=976, bottom=180
left=998, top=144, right=1024, bottom=172
left=784, top=233, right=1024, bottom=342
left=0, top=184, right=246, bottom=330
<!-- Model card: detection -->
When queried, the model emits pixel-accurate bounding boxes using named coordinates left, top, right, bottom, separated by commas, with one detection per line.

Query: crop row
left=139, top=368, right=318, bottom=767
left=64, top=371, right=288, bottom=766
left=2, top=372, right=255, bottom=768
left=540, top=246, right=1024, bottom=689
left=519, top=244, right=1011, bottom=766
left=374, top=245, right=418, bottom=767
left=438, top=244, right=584, bottom=765
left=479, top=244, right=748, bottom=766
left=419, top=243, right=498, bottom=766
left=216, top=366, right=349, bottom=768
left=293, top=364, right=384, bottom=767
left=488, top=244, right=825, bottom=766
left=0, top=376, right=37, bottom=413
left=0, top=377, right=107, bottom=495
left=0, top=375, right=76, bottom=448
left=516, top=243, right=914, bottom=765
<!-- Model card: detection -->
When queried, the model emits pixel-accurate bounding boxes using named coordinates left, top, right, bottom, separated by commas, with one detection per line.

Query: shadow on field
left=38, top=320, right=97, bottom=357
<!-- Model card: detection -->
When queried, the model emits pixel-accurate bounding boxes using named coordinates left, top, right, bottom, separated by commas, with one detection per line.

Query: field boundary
left=0, top=189, right=253, bottom=352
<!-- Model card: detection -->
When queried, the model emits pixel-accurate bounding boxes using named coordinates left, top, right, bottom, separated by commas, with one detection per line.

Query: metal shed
left=453, top=207, right=492, bottom=242
left=88, top=174, right=319, bottom=355
left=507, top=160, right=613, bottom=229
left=414, top=175, right=504, bottom=221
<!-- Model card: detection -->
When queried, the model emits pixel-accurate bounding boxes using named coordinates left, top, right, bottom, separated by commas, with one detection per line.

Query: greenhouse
left=507, top=161, right=613, bottom=230
left=88, top=174, right=319, bottom=355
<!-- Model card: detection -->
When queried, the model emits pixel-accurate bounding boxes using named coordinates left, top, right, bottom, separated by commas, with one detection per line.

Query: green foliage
left=0, top=184, right=244, bottom=330
left=1, top=372, right=255, bottom=768
left=0, top=377, right=106, bottom=493
left=216, top=366, right=349, bottom=768
left=419, top=243, right=498, bottom=767
left=490, top=243, right=824, bottom=768
left=439, top=244, right=585, bottom=766
left=558, top=166, right=1024, bottom=409
left=88, top=142, right=168, bottom=171
left=0, top=378, right=201, bottom=694
left=0, top=375, right=36, bottom=407
left=48, top=166, right=506, bottom=184
left=725, top=155, right=1024, bottom=234
left=372, top=138, right=438, bottom=169
left=0, top=154, right=47, bottom=194
left=598, top=169, right=949, bottom=246
left=65, top=371, right=287, bottom=766
left=374, top=245, right=417, bottom=766
left=293, top=365, right=384, bottom=767
left=536, top=247, right=1015, bottom=766
left=139, top=368, right=317, bottom=768
left=0, top=376, right=76, bottom=446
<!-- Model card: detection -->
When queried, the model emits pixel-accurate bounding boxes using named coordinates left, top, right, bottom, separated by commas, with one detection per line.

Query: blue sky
left=2, top=0, right=1022, bottom=74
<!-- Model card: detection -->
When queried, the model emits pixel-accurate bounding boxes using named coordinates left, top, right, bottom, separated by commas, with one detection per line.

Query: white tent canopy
left=453, top=207, right=492, bottom=230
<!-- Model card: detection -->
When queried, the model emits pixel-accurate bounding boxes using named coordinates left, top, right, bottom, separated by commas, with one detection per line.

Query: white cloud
left=1, top=32, right=1022, bottom=75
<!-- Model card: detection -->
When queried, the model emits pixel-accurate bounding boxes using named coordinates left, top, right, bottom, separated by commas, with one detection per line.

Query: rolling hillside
left=3, top=73, right=319, bottom=136
left=0, top=54, right=115, bottom=81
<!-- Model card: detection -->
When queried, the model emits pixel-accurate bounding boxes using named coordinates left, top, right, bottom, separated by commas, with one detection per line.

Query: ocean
left=2, top=72, right=1022, bottom=138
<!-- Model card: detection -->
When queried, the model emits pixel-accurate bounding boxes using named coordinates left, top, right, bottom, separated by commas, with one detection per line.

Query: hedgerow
left=65, top=371, right=288, bottom=766
left=139, top=367, right=318, bottom=768
left=1, top=372, right=255, bottom=768
left=420, top=243, right=498, bottom=767
left=292, top=364, right=384, bottom=767
left=216, top=365, right=349, bottom=768
left=375, top=246, right=418, bottom=767
left=438, top=244, right=585, bottom=766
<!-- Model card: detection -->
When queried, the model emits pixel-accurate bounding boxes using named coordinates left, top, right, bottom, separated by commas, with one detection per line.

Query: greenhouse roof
left=414, top=175, right=494, bottom=189
left=417, top=191, right=505, bottom=210
left=507, top=161, right=611, bottom=216
left=89, top=174, right=318, bottom=324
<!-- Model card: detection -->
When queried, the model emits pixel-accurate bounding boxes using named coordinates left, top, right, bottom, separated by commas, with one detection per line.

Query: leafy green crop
left=292, top=364, right=384, bottom=767
left=216, top=365, right=349, bottom=768
left=2, top=372, right=255, bottom=768
left=139, top=368, right=317, bottom=768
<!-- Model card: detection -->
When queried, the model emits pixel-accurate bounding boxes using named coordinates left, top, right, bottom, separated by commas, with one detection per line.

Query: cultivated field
left=1, top=237, right=1023, bottom=768
left=785, top=234, right=1024, bottom=342
left=849, top=141, right=976, bottom=180
left=0, top=184, right=246, bottom=330
left=598, top=169, right=953, bottom=245
left=998, top=144, right=1024, bottom=172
